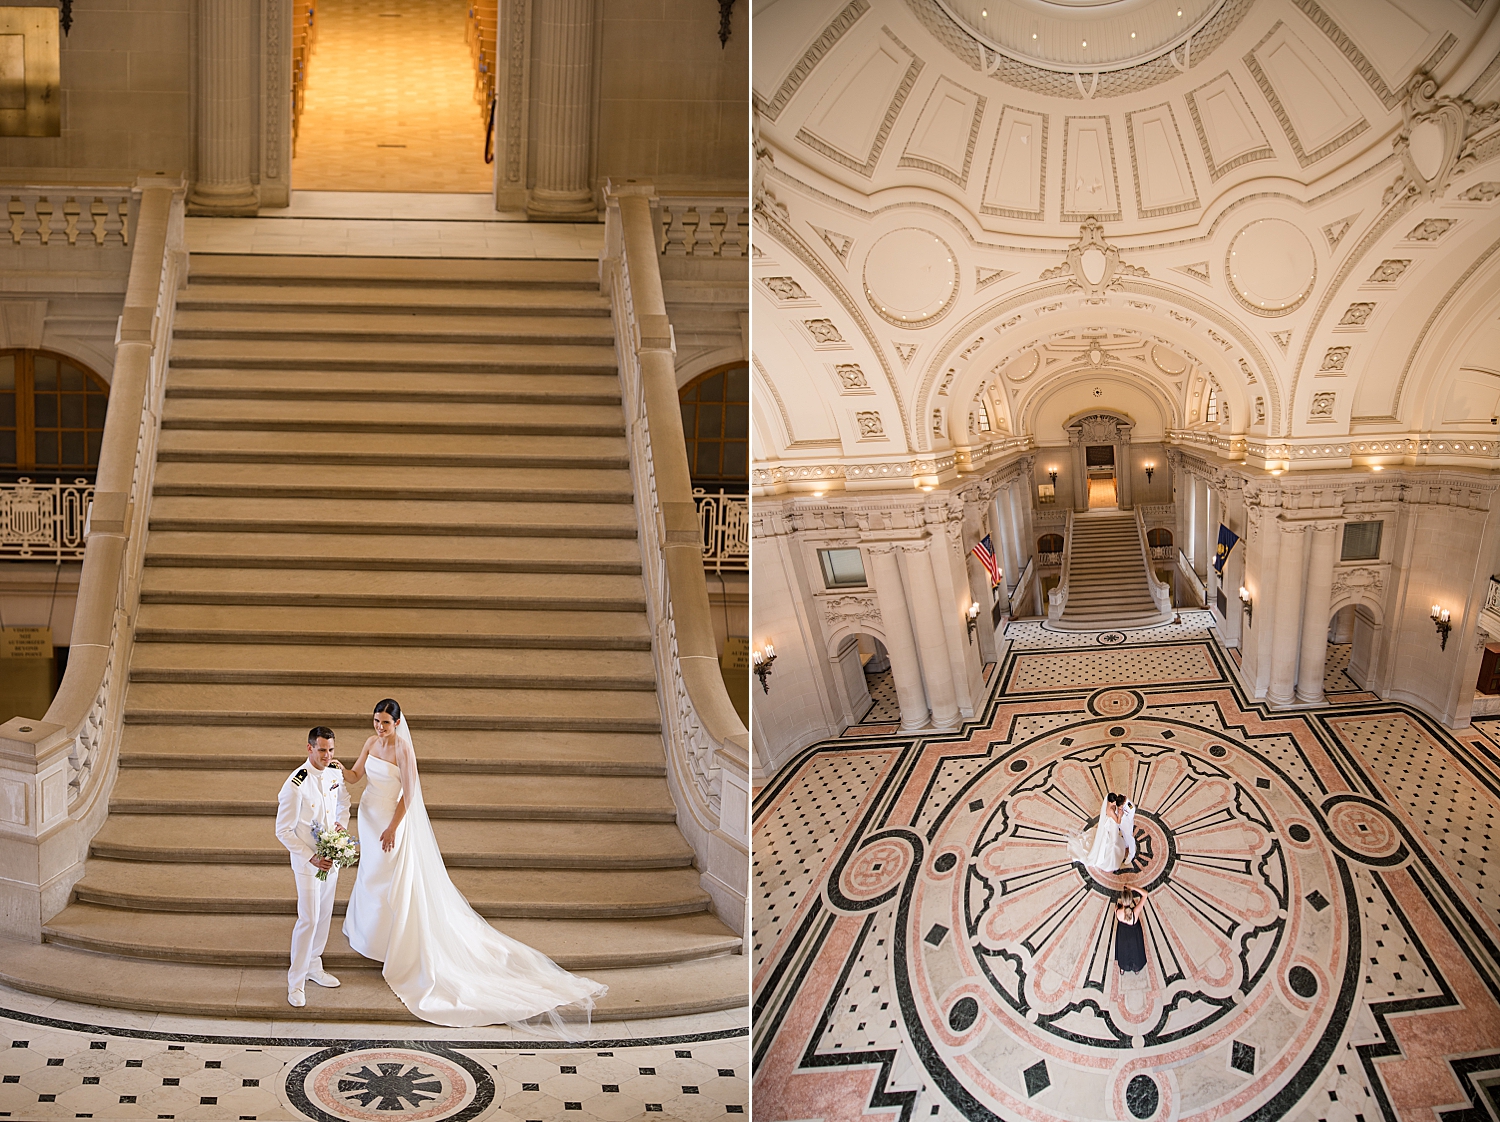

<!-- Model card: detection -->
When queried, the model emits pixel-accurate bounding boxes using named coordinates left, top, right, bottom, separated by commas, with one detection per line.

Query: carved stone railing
left=3, top=188, right=135, bottom=247
left=652, top=196, right=747, bottom=258
left=0, top=479, right=94, bottom=560
left=1179, top=547, right=1207, bottom=608
left=1139, top=502, right=1175, bottom=524
left=1047, top=509, right=1074, bottom=620
left=695, top=488, right=749, bottom=574
left=1136, top=506, right=1173, bottom=615
left=603, top=182, right=749, bottom=939
left=0, top=179, right=186, bottom=939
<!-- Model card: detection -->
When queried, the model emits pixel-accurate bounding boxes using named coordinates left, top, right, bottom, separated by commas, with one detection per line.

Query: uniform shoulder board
left=292, top=768, right=308, bottom=786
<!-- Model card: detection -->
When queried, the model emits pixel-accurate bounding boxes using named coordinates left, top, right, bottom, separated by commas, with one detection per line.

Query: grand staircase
left=3, top=254, right=745, bottom=1021
left=1056, top=511, right=1169, bottom=631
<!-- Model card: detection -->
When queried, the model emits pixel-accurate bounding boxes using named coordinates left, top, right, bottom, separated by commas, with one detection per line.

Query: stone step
left=132, top=603, right=652, bottom=651
left=143, top=531, right=642, bottom=575
left=165, top=368, right=622, bottom=407
left=109, top=768, right=675, bottom=821
left=124, top=681, right=663, bottom=732
left=169, top=337, right=618, bottom=373
left=128, top=643, right=657, bottom=692
left=91, top=816, right=691, bottom=867
left=147, top=494, right=638, bottom=533
left=42, top=907, right=736, bottom=970
left=0, top=937, right=747, bottom=1021
left=161, top=395, right=626, bottom=435
left=175, top=283, right=613, bottom=316
left=137, top=567, right=647, bottom=611
left=150, top=461, right=633, bottom=505
left=186, top=254, right=602, bottom=288
left=119, top=724, right=666, bottom=775
left=71, top=860, right=708, bottom=919
left=157, top=425, right=630, bottom=467
left=174, top=309, right=616, bottom=346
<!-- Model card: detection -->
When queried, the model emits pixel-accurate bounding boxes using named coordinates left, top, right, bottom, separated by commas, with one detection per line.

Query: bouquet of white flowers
left=311, top=822, right=359, bottom=882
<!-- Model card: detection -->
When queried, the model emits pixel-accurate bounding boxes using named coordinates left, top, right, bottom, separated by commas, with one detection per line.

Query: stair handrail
left=1179, top=546, right=1207, bottom=607
left=601, top=181, right=749, bottom=938
left=0, top=178, right=186, bottom=938
left=1047, top=509, right=1074, bottom=621
left=1136, top=506, right=1172, bottom=614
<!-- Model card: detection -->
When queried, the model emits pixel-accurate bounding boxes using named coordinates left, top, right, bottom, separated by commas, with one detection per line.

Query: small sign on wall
left=1037, top=483, right=1056, bottom=504
left=0, top=7, right=61, bottom=137
left=0, top=626, right=56, bottom=725
left=2, top=626, right=52, bottom=659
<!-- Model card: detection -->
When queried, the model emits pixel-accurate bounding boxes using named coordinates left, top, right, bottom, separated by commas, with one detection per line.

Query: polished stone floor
left=753, top=614, right=1500, bottom=1122
left=0, top=986, right=746, bottom=1121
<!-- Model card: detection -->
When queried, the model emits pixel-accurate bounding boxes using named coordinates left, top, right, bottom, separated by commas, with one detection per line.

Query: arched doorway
left=1325, top=602, right=1380, bottom=696
left=0, top=348, right=109, bottom=483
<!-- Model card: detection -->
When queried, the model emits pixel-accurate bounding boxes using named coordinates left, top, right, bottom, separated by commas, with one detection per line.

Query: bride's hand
left=381, top=826, right=397, bottom=852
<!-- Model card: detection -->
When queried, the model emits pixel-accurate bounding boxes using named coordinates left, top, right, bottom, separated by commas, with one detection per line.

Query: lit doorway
left=1085, top=444, right=1117, bottom=508
left=291, top=0, right=495, bottom=192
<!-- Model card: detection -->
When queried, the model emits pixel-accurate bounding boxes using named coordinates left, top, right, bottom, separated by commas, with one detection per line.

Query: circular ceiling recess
left=934, top=0, right=1225, bottom=72
left=863, top=229, right=960, bottom=328
left=1226, top=218, right=1316, bottom=317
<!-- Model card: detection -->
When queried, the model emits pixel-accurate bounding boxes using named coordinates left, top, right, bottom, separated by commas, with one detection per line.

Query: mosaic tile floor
left=753, top=616, right=1500, bottom=1122
left=0, top=989, right=747, bottom=1121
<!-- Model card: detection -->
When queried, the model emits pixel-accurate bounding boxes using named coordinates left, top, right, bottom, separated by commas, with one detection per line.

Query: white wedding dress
left=343, top=720, right=607, bottom=1031
left=1067, top=799, right=1129, bottom=873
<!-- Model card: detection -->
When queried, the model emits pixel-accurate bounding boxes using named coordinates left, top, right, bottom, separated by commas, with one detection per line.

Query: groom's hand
left=310, top=856, right=334, bottom=871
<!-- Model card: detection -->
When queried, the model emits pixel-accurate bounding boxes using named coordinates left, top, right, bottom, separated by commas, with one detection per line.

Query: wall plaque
left=0, top=7, right=60, bottom=137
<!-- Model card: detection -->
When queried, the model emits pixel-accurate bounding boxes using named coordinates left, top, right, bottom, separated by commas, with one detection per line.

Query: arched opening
left=1037, top=533, right=1065, bottom=557
left=1325, top=603, right=1379, bottom=696
left=0, top=349, right=109, bottom=483
left=833, top=631, right=896, bottom=728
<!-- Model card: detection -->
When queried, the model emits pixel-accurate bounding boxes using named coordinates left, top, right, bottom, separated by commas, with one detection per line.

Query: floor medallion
left=287, top=1045, right=493, bottom=1122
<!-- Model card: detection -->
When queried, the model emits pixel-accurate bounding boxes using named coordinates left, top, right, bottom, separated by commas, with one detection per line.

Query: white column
left=1205, top=485, right=1220, bottom=607
left=1005, top=480, right=1028, bottom=585
left=189, top=0, right=259, bottom=214
left=867, top=546, right=929, bottom=731
left=526, top=0, right=597, bottom=220
left=1267, top=522, right=1308, bottom=706
left=1116, top=438, right=1133, bottom=510
left=992, top=488, right=1017, bottom=593
left=902, top=542, right=960, bottom=731
left=1295, top=521, right=1340, bottom=704
left=1071, top=436, right=1088, bottom=512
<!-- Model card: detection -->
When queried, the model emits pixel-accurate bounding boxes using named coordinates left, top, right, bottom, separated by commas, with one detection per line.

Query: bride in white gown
left=342, top=698, right=607, bottom=1031
left=1067, top=792, right=1131, bottom=873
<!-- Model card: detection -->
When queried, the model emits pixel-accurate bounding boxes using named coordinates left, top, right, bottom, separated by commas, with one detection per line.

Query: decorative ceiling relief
left=809, top=224, right=854, bottom=265
left=974, top=267, right=1014, bottom=291
left=1384, top=73, right=1500, bottom=204
left=894, top=342, right=919, bottom=367
left=898, top=75, right=986, bottom=187
left=795, top=28, right=923, bottom=178
left=1226, top=218, right=1317, bottom=316
left=1404, top=218, right=1456, bottom=241
left=981, top=106, right=1047, bottom=220
left=855, top=410, right=886, bottom=438
left=862, top=228, right=959, bottom=327
left=1173, top=262, right=1212, bottom=284
left=1184, top=71, right=1274, bottom=181
left=1309, top=391, right=1337, bottom=419
left=1319, top=346, right=1351, bottom=373
left=762, top=276, right=811, bottom=302
left=756, top=0, right=870, bottom=123
left=803, top=318, right=849, bottom=348
left=1125, top=103, right=1200, bottom=218
left=1321, top=214, right=1357, bottom=250
left=1061, top=117, right=1122, bottom=223
left=1271, top=330, right=1293, bottom=352
left=1365, top=259, right=1411, bottom=285
left=1039, top=218, right=1149, bottom=297
left=1458, top=182, right=1500, bottom=202
left=1338, top=302, right=1375, bottom=327
left=833, top=363, right=872, bottom=393
left=1244, top=22, right=1369, bottom=167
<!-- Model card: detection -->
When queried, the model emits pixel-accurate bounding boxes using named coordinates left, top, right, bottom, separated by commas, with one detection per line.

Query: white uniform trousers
left=289, top=866, right=339, bottom=990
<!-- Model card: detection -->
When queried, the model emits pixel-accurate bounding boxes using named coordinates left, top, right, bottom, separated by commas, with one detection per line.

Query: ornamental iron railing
left=0, top=478, right=93, bottom=560
left=695, top=488, right=748, bottom=573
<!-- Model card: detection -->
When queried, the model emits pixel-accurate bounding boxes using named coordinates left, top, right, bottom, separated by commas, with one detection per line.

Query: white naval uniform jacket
left=275, top=761, right=352, bottom=872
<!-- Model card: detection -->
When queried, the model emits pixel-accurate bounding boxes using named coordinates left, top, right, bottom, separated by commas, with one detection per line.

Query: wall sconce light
left=966, top=601, right=981, bottom=643
left=1431, top=605, right=1452, bottom=650
left=1239, top=586, right=1252, bottom=626
left=1144, top=462, right=1155, bottom=484
left=1048, top=467, right=1059, bottom=485
left=752, top=643, right=777, bottom=692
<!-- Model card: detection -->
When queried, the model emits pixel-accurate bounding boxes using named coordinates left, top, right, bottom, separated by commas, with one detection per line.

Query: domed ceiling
left=750, top=0, right=1500, bottom=493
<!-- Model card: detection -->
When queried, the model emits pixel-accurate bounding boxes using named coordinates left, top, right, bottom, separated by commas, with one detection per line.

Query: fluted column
left=190, top=0, right=259, bottom=214
left=902, top=542, right=960, bottom=730
left=994, top=485, right=1020, bottom=592
left=1116, top=436, right=1133, bottom=510
left=1267, top=521, right=1308, bottom=706
left=1296, top=521, right=1341, bottom=704
left=1071, top=435, right=1088, bottom=512
left=867, top=545, right=929, bottom=731
left=526, top=0, right=597, bottom=221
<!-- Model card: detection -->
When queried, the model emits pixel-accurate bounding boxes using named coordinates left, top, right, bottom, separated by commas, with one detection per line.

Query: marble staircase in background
left=0, top=253, right=746, bottom=1021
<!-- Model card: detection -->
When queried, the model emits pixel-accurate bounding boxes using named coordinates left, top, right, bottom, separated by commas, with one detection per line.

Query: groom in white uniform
left=275, top=727, right=351, bottom=1008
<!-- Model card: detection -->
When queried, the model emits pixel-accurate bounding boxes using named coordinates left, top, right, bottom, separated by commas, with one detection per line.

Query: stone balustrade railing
left=1047, top=509, right=1074, bottom=620
left=653, top=196, right=747, bottom=258
left=0, top=479, right=94, bottom=561
left=0, top=180, right=186, bottom=939
left=1139, top=502, right=1175, bottom=523
left=1136, top=506, right=1173, bottom=614
left=3, top=188, right=135, bottom=247
left=602, top=182, right=750, bottom=939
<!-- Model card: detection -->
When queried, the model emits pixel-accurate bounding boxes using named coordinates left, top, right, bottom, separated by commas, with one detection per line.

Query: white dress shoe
left=308, top=969, right=341, bottom=988
left=287, top=988, right=306, bottom=1008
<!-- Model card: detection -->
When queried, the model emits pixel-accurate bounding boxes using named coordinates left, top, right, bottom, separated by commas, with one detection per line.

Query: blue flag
left=1213, top=524, right=1239, bottom=574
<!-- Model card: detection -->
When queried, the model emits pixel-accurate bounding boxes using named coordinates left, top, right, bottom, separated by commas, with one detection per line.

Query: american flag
left=972, top=535, right=1001, bottom=587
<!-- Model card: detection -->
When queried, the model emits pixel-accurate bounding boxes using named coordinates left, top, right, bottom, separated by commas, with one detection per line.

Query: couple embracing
left=274, top=698, right=607, bottom=1031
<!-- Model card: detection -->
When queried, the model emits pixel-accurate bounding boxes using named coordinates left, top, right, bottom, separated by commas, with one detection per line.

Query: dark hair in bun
left=374, top=698, right=402, bottom=721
